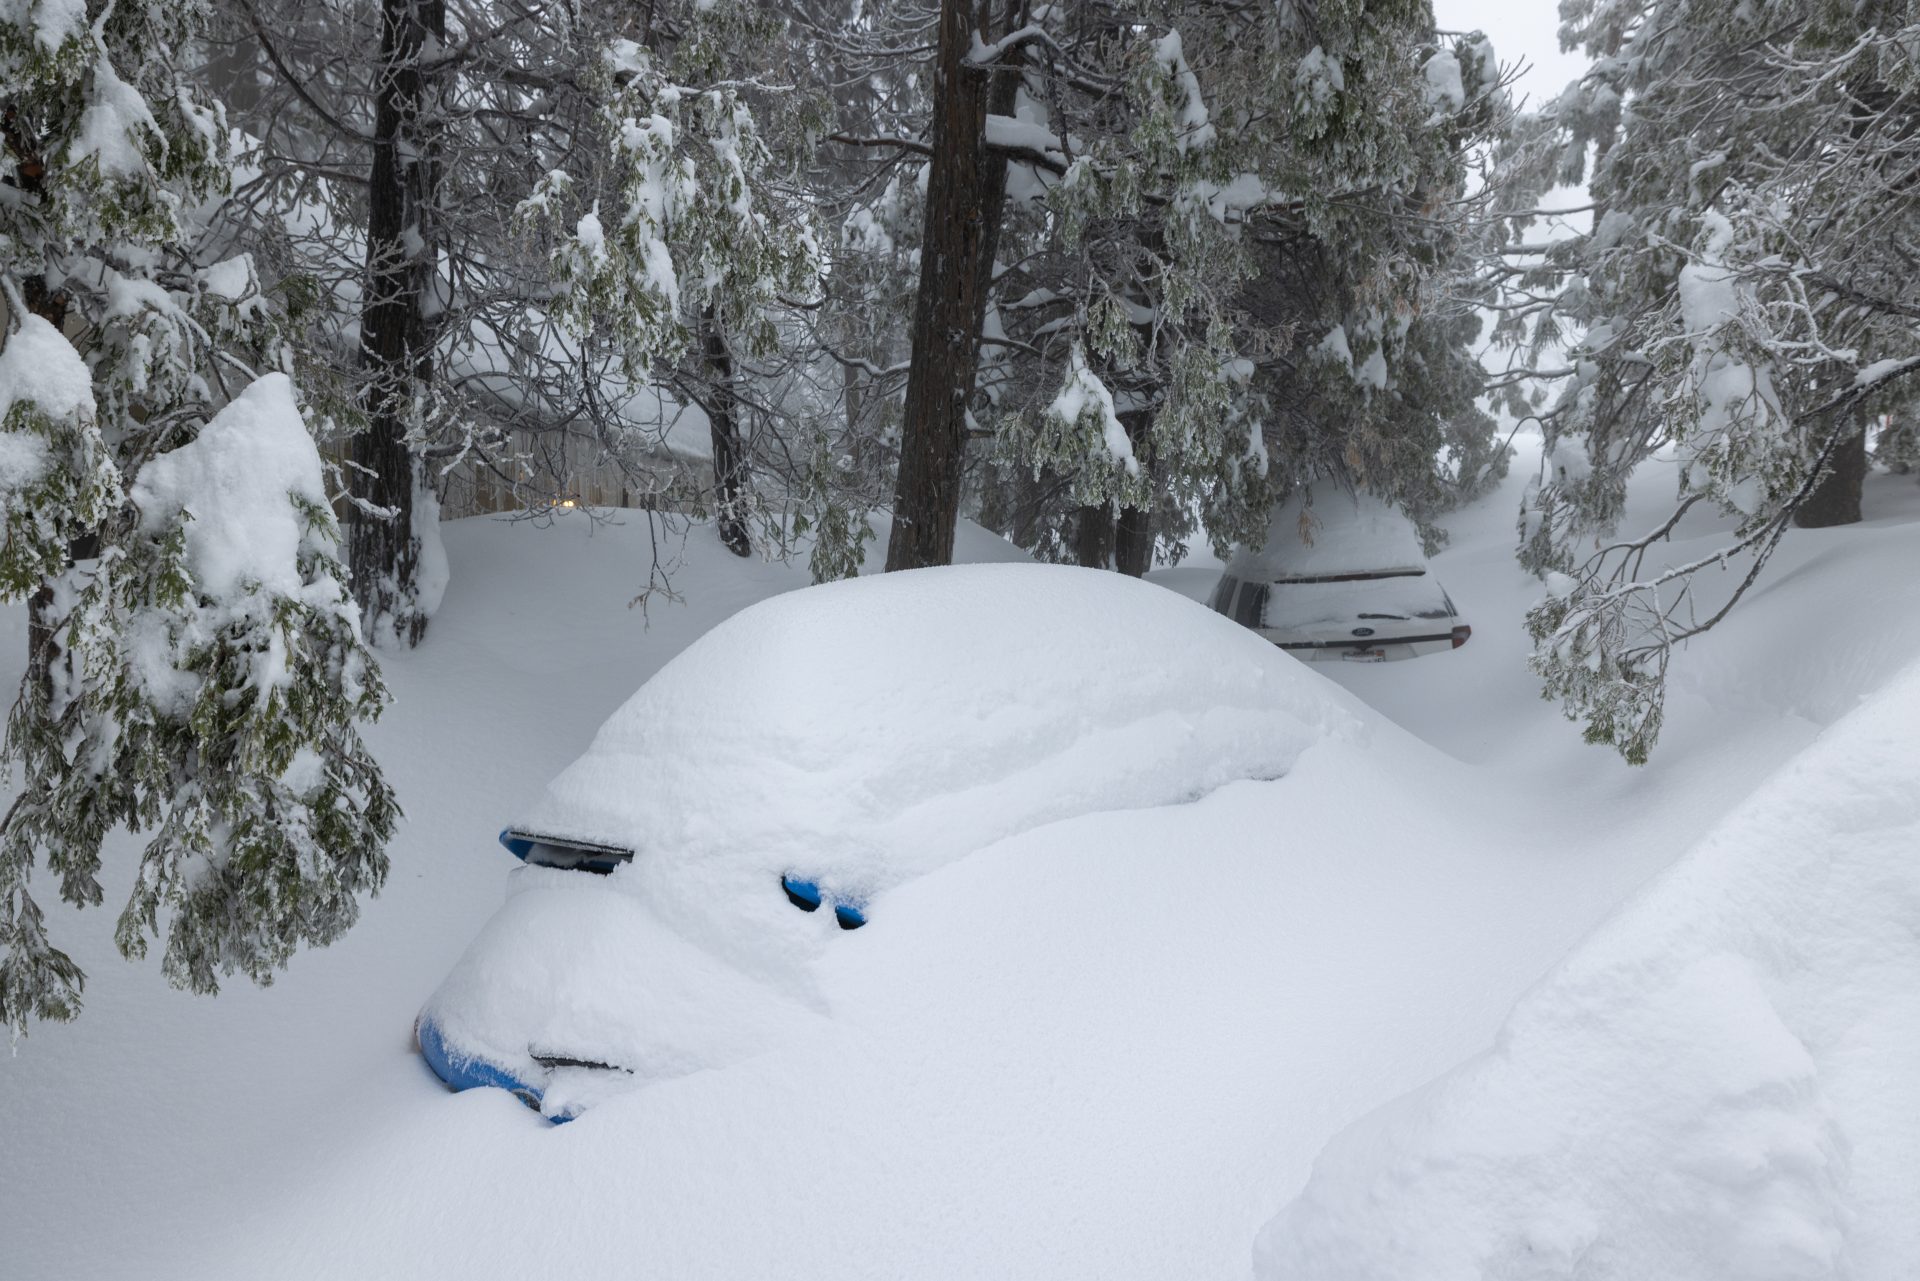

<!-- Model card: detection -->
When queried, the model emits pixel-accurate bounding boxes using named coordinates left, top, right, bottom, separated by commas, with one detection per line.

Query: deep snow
left=1255, top=655, right=1920, bottom=1279
left=1224, top=487, right=1427, bottom=578
left=426, top=564, right=1355, bottom=1120
left=3, top=442, right=1918, bottom=1280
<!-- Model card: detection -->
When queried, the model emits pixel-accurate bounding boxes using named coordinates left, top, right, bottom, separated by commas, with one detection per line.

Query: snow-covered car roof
left=1226, top=490, right=1427, bottom=581
left=425, top=563, right=1368, bottom=1117
left=512, top=563, right=1361, bottom=905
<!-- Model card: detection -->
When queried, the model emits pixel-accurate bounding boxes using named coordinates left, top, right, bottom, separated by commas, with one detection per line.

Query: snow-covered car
left=1208, top=491, right=1470, bottom=662
left=416, top=563, right=1358, bottom=1121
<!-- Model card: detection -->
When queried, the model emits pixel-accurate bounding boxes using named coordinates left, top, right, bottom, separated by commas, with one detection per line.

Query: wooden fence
left=434, top=429, right=715, bottom=520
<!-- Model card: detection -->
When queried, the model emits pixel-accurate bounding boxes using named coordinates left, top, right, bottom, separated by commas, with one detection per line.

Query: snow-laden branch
left=828, top=132, right=934, bottom=157
left=968, top=25, right=1061, bottom=66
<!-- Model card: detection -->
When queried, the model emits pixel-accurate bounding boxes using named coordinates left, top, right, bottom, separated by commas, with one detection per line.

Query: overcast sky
left=1434, top=0, right=1596, bottom=225
left=1432, top=0, right=1588, bottom=110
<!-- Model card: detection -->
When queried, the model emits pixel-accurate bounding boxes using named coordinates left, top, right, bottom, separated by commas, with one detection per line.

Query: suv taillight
left=1451, top=624, right=1471, bottom=649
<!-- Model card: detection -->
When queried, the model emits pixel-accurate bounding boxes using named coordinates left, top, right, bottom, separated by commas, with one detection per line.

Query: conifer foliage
left=0, top=0, right=396, bottom=1038
left=811, top=2, right=1508, bottom=579
left=1497, top=0, right=1920, bottom=762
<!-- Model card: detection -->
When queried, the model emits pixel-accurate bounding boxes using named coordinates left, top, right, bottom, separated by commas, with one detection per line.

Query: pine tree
left=798, top=2, right=1506, bottom=578
left=349, top=0, right=447, bottom=647
left=1498, top=0, right=1920, bottom=762
left=974, top=2, right=1507, bottom=573
left=881, top=0, right=1018, bottom=572
left=520, top=1, right=822, bottom=567
left=791, top=0, right=941, bottom=581
left=0, top=0, right=396, bottom=1038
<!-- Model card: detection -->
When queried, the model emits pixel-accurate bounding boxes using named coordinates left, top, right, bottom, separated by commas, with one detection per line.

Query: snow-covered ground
left=5, top=439, right=1918, bottom=1280
left=1256, top=658, right=1920, bottom=1280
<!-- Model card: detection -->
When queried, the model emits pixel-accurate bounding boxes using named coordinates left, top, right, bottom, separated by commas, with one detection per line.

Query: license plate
left=1341, top=648, right=1387, bottom=662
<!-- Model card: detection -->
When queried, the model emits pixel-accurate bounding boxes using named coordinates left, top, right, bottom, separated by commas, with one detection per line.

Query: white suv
left=1209, top=491, right=1470, bottom=662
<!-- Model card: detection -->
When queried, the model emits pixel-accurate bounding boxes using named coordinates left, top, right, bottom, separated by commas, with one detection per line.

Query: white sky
left=1435, top=0, right=1595, bottom=231
left=1431, top=2, right=1592, bottom=414
left=1432, top=0, right=1588, bottom=111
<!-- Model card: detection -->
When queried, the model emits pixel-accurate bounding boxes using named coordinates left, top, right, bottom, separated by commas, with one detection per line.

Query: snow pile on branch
left=1316, top=320, right=1390, bottom=392
left=1152, top=30, right=1215, bottom=151
left=1675, top=210, right=1788, bottom=517
left=1046, top=343, right=1138, bottom=476
left=0, top=317, right=85, bottom=495
left=10, top=0, right=86, bottom=49
left=0, top=314, right=95, bottom=429
left=132, top=373, right=335, bottom=601
left=1254, top=659, right=1920, bottom=1281
left=1422, top=48, right=1465, bottom=116
left=0, top=315, right=119, bottom=596
left=1315, top=324, right=1354, bottom=370
left=1295, top=45, right=1345, bottom=109
left=68, top=56, right=161, bottom=178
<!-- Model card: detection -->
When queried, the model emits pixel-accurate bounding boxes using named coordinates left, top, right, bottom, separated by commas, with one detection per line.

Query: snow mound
left=1228, top=489, right=1426, bottom=580
left=519, top=563, right=1359, bottom=905
left=0, top=313, right=95, bottom=427
left=420, top=872, right=833, bottom=1108
left=132, top=373, right=331, bottom=599
left=1254, top=658, right=1920, bottom=1281
left=426, top=562, right=1362, bottom=1110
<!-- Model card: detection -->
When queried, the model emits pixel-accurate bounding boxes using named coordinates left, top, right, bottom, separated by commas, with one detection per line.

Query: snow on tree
left=0, top=0, right=396, bottom=1038
left=966, top=3, right=1508, bottom=573
left=796, top=3, right=1506, bottom=578
left=784, top=2, right=943, bottom=581
left=521, top=1, right=822, bottom=564
left=347, top=0, right=450, bottom=649
left=1495, top=0, right=1920, bottom=762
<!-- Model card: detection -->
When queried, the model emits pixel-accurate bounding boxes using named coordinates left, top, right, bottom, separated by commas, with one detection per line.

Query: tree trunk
left=349, top=0, right=445, bottom=648
left=1795, top=418, right=1867, bottom=529
left=701, top=308, right=752, bottom=557
left=884, top=0, right=1020, bottom=572
left=1073, top=504, right=1113, bottom=569
left=1112, top=409, right=1155, bottom=576
left=1113, top=505, right=1154, bottom=576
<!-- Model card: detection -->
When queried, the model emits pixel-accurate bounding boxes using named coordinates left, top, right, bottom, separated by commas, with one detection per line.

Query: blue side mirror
left=781, top=875, right=867, bottom=929
left=781, top=875, right=822, bottom=912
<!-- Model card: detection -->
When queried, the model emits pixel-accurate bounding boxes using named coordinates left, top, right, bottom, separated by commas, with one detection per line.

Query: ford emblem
left=1351, top=626, right=1375, bottom=637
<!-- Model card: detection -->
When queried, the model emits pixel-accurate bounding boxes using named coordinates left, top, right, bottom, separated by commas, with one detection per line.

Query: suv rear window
left=1208, top=575, right=1239, bottom=614
left=1232, top=582, right=1269, bottom=629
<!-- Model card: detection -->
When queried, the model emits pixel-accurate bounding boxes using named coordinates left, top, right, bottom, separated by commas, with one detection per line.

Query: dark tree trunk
left=1007, top=467, right=1044, bottom=549
left=349, top=0, right=445, bottom=647
left=1073, top=504, right=1113, bottom=569
left=701, top=308, right=752, bottom=557
left=1796, top=419, right=1867, bottom=529
left=1112, top=410, right=1156, bottom=577
left=1114, top=505, right=1154, bottom=577
left=884, top=0, right=1021, bottom=572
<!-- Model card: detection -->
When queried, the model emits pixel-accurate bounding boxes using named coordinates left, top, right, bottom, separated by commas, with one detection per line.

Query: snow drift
left=1254, top=658, right=1920, bottom=1281
left=512, top=561, right=1359, bottom=903
left=422, top=561, right=1363, bottom=1115
left=1229, top=488, right=1428, bottom=580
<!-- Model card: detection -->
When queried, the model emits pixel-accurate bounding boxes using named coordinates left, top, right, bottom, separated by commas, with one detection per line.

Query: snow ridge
left=1255, top=658, right=1920, bottom=1281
